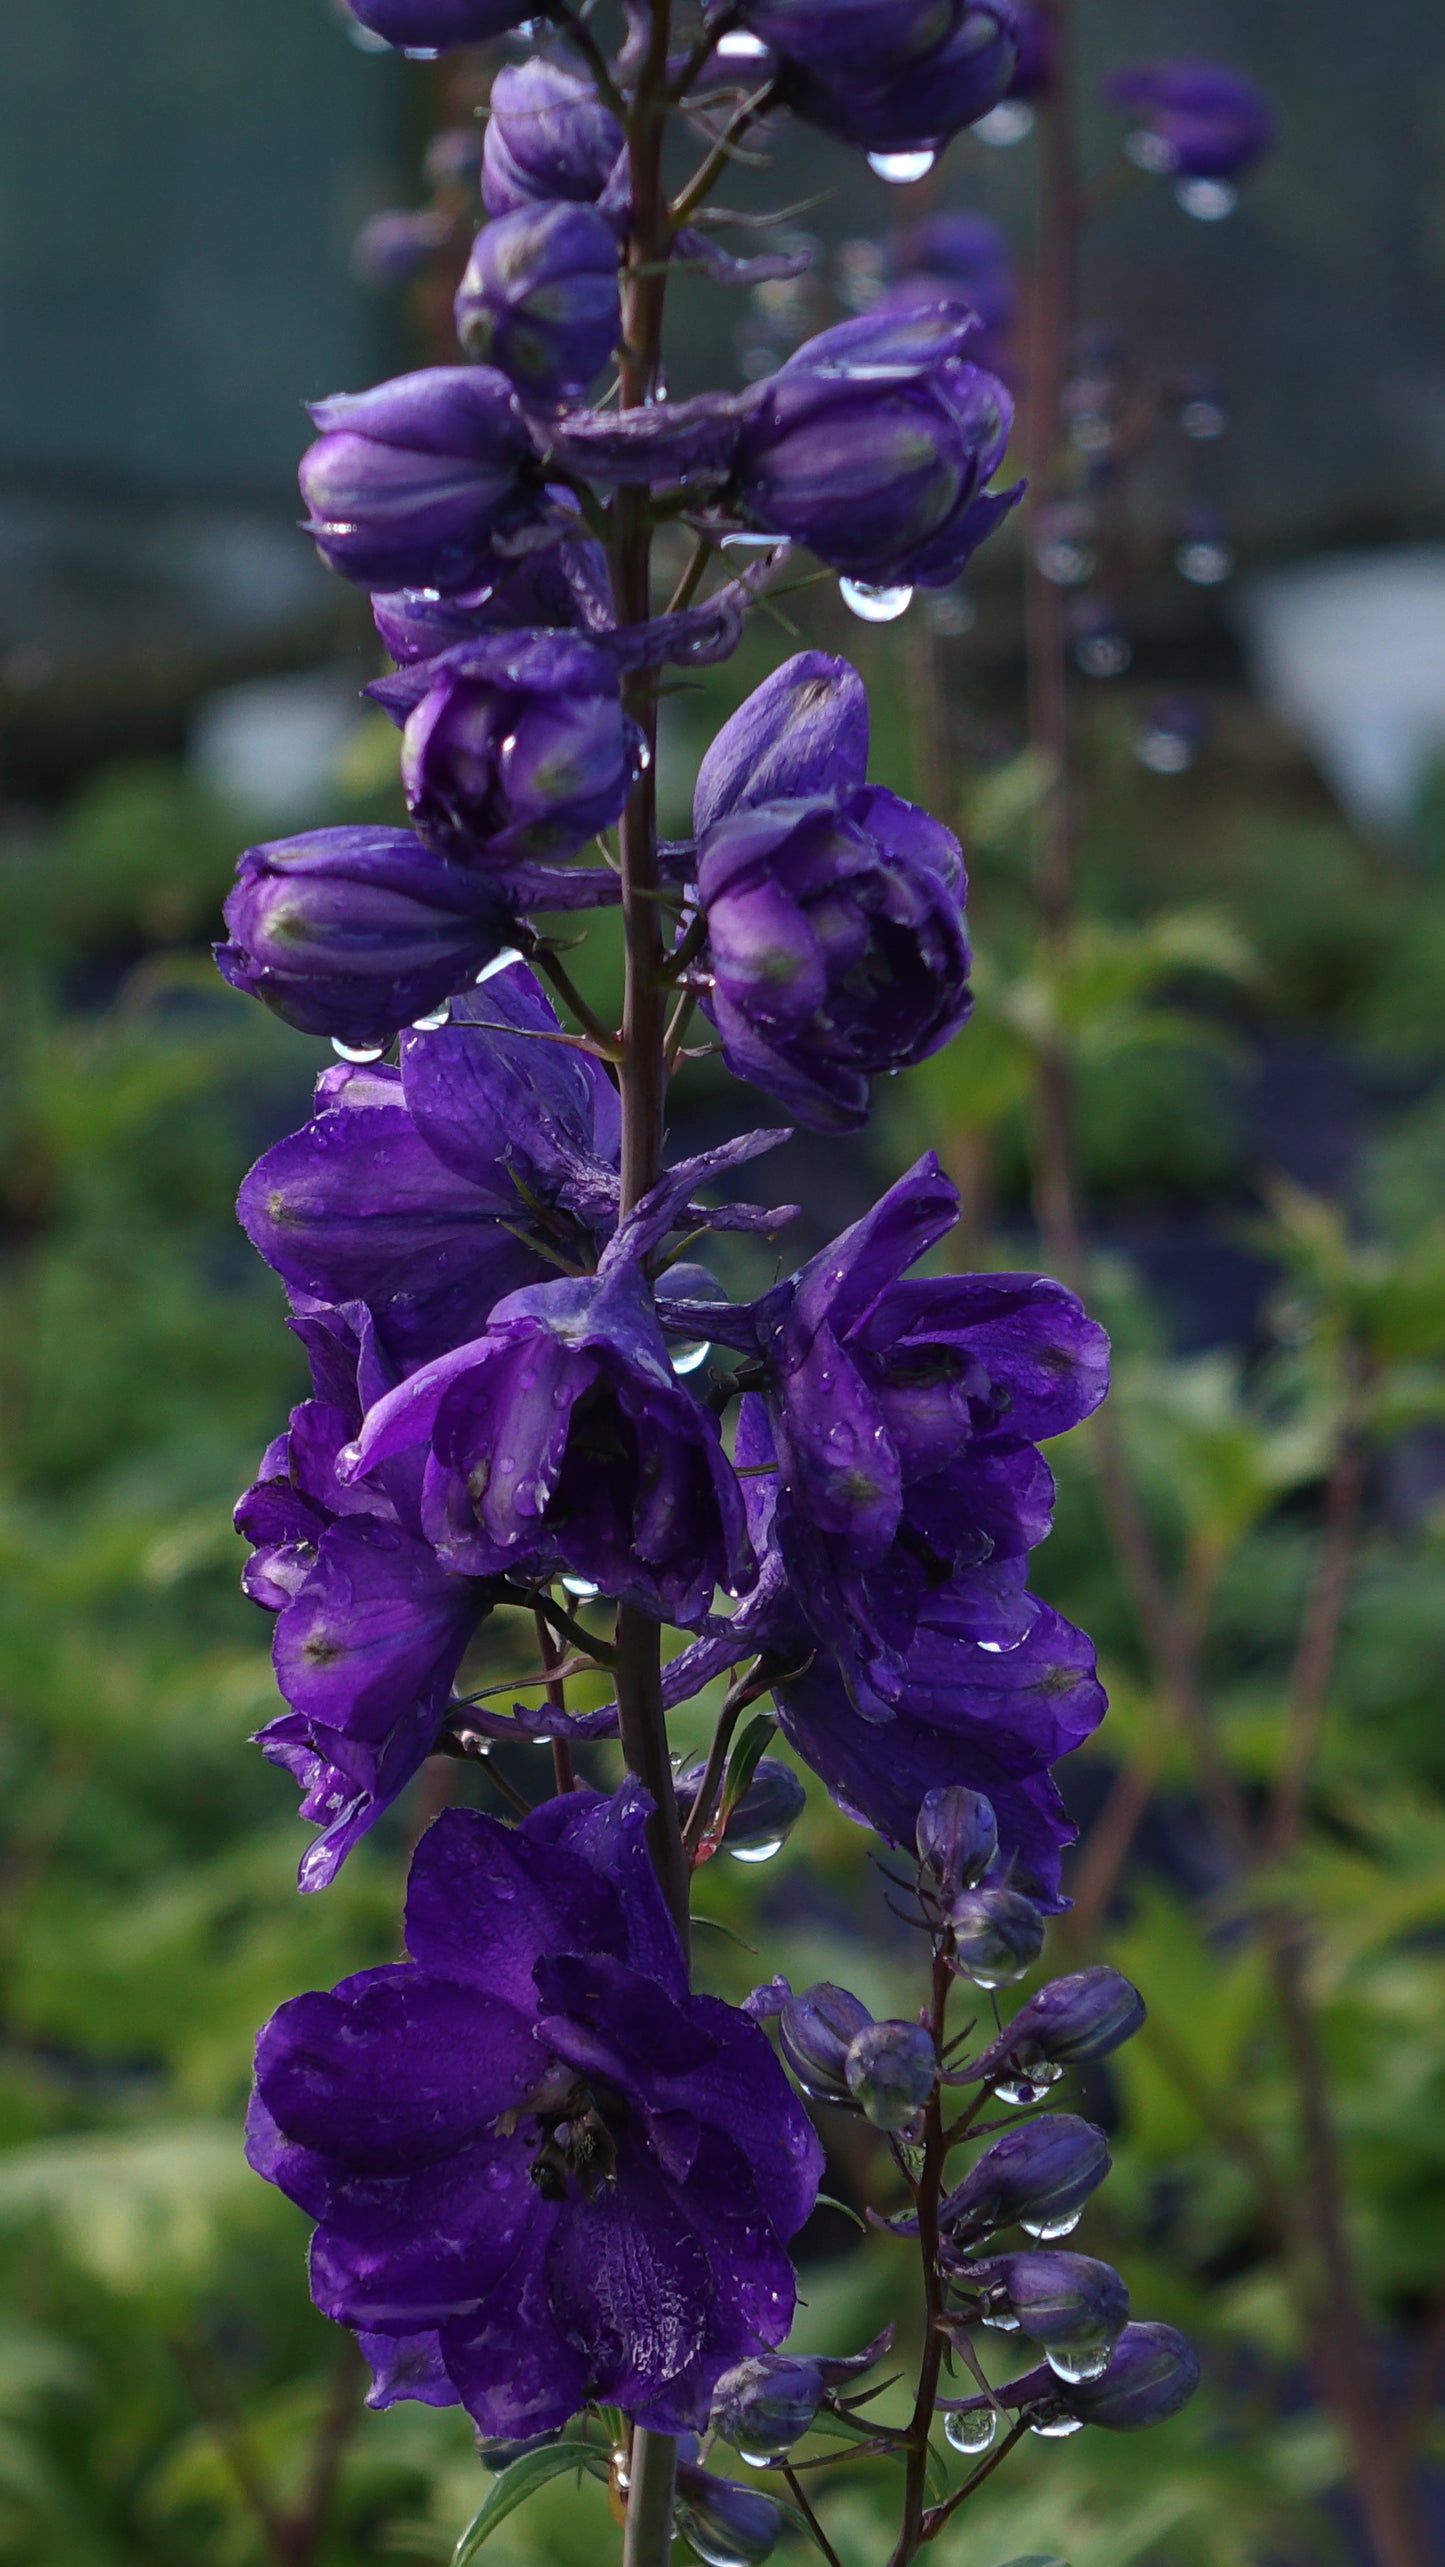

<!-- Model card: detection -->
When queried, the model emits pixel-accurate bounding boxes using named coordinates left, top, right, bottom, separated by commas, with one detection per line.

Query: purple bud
left=342, top=0, right=534, bottom=49
left=963, top=2250, right=1129, bottom=2362
left=454, top=203, right=621, bottom=402
left=1059, top=2322, right=1200, bottom=2428
left=299, top=367, right=540, bottom=594
left=482, top=57, right=629, bottom=222
left=939, top=2115, right=1110, bottom=2247
left=970, top=1966, right=1146, bottom=2095
left=844, top=2018, right=936, bottom=2131
left=780, top=1981, right=873, bottom=2102
left=1105, top=59, right=1276, bottom=183
left=675, top=1756, right=808, bottom=1860
left=916, top=1786, right=998, bottom=1900
left=710, top=2354, right=827, bottom=2456
left=675, top=2465, right=783, bottom=2566
left=214, top=827, right=511, bottom=1044
left=776, top=6, right=1023, bottom=154
left=693, top=653, right=870, bottom=836
left=948, top=1885, right=1045, bottom=1989
left=375, top=633, right=636, bottom=866
left=739, top=1, right=965, bottom=79
left=352, top=208, right=451, bottom=287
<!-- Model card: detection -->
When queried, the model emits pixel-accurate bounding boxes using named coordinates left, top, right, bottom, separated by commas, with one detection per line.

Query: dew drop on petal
left=1021, top=2208, right=1082, bottom=2240
left=944, top=2408, right=998, bottom=2454
left=331, top=1038, right=386, bottom=1063
left=867, top=148, right=938, bottom=183
left=1030, top=2403, right=1085, bottom=2438
left=840, top=578, right=914, bottom=623
left=1047, top=2341, right=1113, bottom=2384
left=1176, top=176, right=1237, bottom=220
left=474, top=945, right=525, bottom=985
left=561, top=1574, right=601, bottom=1600
left=410, top=1000, right=451, bottom=1031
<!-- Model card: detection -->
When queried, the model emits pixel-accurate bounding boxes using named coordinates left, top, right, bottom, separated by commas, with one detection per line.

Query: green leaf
left=720, top=1711, right=779, bottom=1824
left=452, top=2443, right=605, bottom=2563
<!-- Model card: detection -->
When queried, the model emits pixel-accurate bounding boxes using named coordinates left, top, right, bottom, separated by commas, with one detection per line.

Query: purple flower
left=778, top=1981, right=874, bottom=2103
left=754, top=1153, right=1110, bottom=1715
left=372, top=515, right=614, bottom=665
left=339, top=1152, right=760, bottom=1623
left=882, top=213, right=1016, bottom=377
left=454, top=204, right=621, bottom=403
left=237, top=1306, right=493, bottom=1888
left=965, top=1965, right=1146, bottom=2091
left=214, top=827, right=515, bottom=1046
left=482, top=56, right=629, bottom=225
left=236, top=966, right=619, bottom=1369
left=939, top=2114, right=1111, bottom=2247
left=247, top=1783, right=823, bottom=2433
left=734, top=307, right=1022, bottom=587
left=370, top=633, right=639, bottom=867
left=743, top=2, right=1022, bottom=153
left=710, top=2334, right=891, bottom=2455
left=342, top=0, right=535, bottom=48
left=916, top=1785, right=998, bottom=1900
left=696, top=786, right=971, bottom=1130
left=693, top=652, right=870, bottom=836
left=299, top=368, right=543, bottom=594
left=844, top=2018, right=936, bottom=2130
left=675, top=2466, right=782, bottom=2564
left=1106, top=60, right=1276, bottom=182
left=940, top=2319, right=1199, bottom=2434
left=954, top=2249, right=1129, bottom=2356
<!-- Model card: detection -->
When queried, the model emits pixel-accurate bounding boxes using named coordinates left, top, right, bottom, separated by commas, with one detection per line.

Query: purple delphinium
left=454, top=202, right=622, bottom=403
left=247, top=1783, right=822, bottom=2432
left=299, top=368, right=545, bottom=594
left=744, top=2, right=1023, bottom=156
left=1106, top=59, right=1276, bottom=182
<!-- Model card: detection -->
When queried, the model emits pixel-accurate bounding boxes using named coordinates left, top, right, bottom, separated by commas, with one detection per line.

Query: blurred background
left=2, top=3, right=1445, bottom=2563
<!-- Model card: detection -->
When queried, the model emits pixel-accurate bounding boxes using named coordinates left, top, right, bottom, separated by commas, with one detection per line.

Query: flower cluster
left=215, top=5, right=1227, bottom=2558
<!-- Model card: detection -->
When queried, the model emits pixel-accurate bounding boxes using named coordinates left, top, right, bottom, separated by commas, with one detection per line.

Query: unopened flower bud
left=343, top=0, right=533, bottom=49
left=710, top=2354, right=826, bottom=2457
left=675, top=2463, right=783, bottom=2566
left=454, top=203, right=621, bottom=403
left=675, top=1757, right=807, bottom=1861
left=1060, top=2322, right=1200, bottom=2429
left=780, top=1982, right=873, bottom=2102
left=965, top=2251, right=1129, bottom=2362
left=916, top=1786, right=999, bottom=1901
left=692, top=651, right=869, bottom=836
left=1105, top=59, right=1275, bottom=183
left=299, top=367, right=540, bottom=594
left=948, top=1886, right=1045, bottom=1989
left=482, top=56, right=629, bottom=223
left=215, top=826, right=512, bottom=1044
left=940, top=2115, right=1110, bottom=2247
left=970, top=1966, right=1145, bottom=2095
left=844, top=2018, right=936, bottom=2131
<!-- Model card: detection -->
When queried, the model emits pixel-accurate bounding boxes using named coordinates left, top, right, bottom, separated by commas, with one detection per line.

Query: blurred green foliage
left=1, top=662, right=1444, bottom=2567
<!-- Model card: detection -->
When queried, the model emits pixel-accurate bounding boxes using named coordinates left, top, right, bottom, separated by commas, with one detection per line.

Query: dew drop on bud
left=409, top=1000, right=451, bottom=1032
left=867, top=148, right=938, bottom=183
left=839, top=578, right=914, bottom=623
left=402, top=45, right=441, bottom=58
left=943, top=2408, right=998, bottom=2455
left=728, top=1837, right=785, bottom=1865
left=716, top=28, right=770, bottom=59
left=1047, top=2342, right=1113, bottom=2384
left=331, top=1038, right=386, bottom=1063
left=561, top=1574, right=601, bottom=1600
left=474, top=946, right=524, bottom=985
left=1021, top=2208, right=1083, bottom=2240
left=974, top=100, right=1035, bottom=146
left=738, top=2451, right=777, bottom=2470
left=1030, top=2404, right=1086, bottom=2438
left=1176, top=176, right=1237, bottom=221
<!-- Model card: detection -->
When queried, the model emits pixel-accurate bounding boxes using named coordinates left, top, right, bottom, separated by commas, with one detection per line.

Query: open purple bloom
left=300, top=368, right=543, bottom=594
left=455, top=203, right=621, bottom=404
left=482, top=56, right=630, bottom=225
left=753, top=1152, right=1109, bottom=1717
left=370, top=633, right=639, bottom=867
left=215, top=827, right=516, bottom=1046
left=696, top=785, right=971, bottom=1131
left=340, top=1151, right=760, bottom=1623
left=247, top=1784, right=823, bottom=2433
left=1106, top=60, right=1276, bottom=182
left=735, top=307, right=1022, bottom=587
left=883, top=213, right=1016, bottom=378
left=237, top=1305, right=493, bottom=1888
left=237, top=966, right=619, bottom=1369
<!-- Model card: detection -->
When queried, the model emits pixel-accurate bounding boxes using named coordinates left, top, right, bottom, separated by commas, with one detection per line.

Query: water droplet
left=402, top=45, right=441, bottom=59
left=331, top=1038, right=386, bottom=1063
left=1021, top=2208, right=1082, bottom=2240
left=944, top=2407, right=997, bottom=2454
left=338, top=1441, right=362, bottom=1473
left=974, top=100, right=1035, bottom=147
left=1136, top=725, right=1195, bottom=775
left=1124, top=129, right=1176, bottom=175
left=1034, top=532, right=1095, bottom=588
left=636, top=739, right=653, bottom=771
left=867, top=148, right=938, bottom=184
left=839, top=577, right=914, bottom=623
left=1175, top=538, right=1234, bottom=586
left=1176, top=176, right=1237, bottom=221
left=991, top=2068, right=1058, bottom=2106
left=1074, top=630, right=1131, bottom=680
left=474, top=945, right=525, bottom=984
left=1180, top=397, right=1227, bottom=440
left=720, top=531, right=783, bottom=553
left=561, top=1574, right=600, bottom=1600
left=738, top=2449, right=777, bottom=2469
left=670, top=1339, right=712, bottom=1376
left=1046, top=2341, right=1113, bottom=2384
left=728, top=1837, right=784, bottom=1865
left=410, top=1000, right=452, bottom=1032
left=980, top=2309, right=1020, bottom=2332
left=1029, top=2402, right=1085, bottom=2438
left=715, top=28, right=770, bottom=59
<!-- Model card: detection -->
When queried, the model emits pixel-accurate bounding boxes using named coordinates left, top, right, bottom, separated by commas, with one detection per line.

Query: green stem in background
left=610, top=12, right=690, bottom=2566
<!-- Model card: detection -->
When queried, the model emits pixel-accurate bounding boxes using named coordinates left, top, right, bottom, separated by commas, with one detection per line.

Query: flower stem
left=887, top=1952, right=954, bottom=2567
